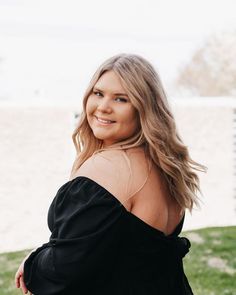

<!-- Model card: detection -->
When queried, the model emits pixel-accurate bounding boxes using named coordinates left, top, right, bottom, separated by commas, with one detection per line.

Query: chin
left=92, top=133, right=107, bottom=141
left=94, top=135, right=114, bottom=144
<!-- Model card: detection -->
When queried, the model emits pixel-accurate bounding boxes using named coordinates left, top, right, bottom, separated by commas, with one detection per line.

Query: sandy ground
left=1, top=99, right=236, bottom=253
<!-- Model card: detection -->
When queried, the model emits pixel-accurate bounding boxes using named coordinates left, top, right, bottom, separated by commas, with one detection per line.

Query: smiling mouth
left=95, top=116, right=116, bottom=125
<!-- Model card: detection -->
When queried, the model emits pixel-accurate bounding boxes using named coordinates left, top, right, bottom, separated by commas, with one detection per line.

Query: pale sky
left=0, top=0, right=236, bottom=101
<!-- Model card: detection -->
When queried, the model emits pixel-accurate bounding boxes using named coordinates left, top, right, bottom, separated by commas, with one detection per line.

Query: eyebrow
left=93, top=87, right=129, bottom=97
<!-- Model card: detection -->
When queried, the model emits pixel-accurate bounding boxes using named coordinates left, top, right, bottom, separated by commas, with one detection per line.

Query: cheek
left=85, top=100, right=95, bottom=127
left=86, top=97, right=95, bottom=115
left=131, top=116, right=139, bottom=132
left=124, top=109, right=139, bottom=130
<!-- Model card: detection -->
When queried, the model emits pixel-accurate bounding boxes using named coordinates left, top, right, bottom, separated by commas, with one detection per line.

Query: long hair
left=71, top=53, right=207, bottom=213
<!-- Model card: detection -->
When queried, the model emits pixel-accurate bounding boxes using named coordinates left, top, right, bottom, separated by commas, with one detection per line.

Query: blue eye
left=115, top=97, right=127, bottom=103
left=93, top=91, right=102, bottom=97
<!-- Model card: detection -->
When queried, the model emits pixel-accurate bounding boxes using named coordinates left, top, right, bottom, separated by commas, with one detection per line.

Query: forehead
left=94, top=71, right=126, bottom=93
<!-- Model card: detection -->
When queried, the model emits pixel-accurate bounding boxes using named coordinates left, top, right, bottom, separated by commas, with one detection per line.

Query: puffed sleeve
left=23, top=177, right=126, bottom=295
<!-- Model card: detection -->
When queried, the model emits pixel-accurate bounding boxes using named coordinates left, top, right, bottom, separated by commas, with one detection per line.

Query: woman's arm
left=15, top=248, right=37, bottom=294
left=21, top=178, right=125, bottom=295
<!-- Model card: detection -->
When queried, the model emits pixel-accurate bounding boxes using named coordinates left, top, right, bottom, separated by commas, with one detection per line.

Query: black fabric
left=24, top=176, right=194, bottom=295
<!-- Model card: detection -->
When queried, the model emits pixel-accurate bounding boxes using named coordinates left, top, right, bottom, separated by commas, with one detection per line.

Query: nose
left=96, top=97, right=112, bottom=113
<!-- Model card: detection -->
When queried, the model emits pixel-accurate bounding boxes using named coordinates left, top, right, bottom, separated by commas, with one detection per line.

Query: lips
left=95, top=116, right=116, bottom=124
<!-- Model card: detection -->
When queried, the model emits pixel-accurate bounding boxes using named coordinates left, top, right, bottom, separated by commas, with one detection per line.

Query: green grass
left=0, top=249, right=31, bottom=295
left=183, top=226, right=236, bottom=295
left=0, top=227, right=235, bottom=295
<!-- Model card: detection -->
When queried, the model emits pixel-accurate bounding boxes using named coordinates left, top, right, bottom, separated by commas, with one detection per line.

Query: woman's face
left=86, top=70, right=139, bottom=147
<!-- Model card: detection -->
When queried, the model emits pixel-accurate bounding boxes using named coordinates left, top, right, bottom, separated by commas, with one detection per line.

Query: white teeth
left=97, top=117, right=114, bottom=124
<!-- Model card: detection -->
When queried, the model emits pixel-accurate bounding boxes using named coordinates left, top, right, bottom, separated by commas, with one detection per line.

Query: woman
left=15, top=53, right=206, bottom=294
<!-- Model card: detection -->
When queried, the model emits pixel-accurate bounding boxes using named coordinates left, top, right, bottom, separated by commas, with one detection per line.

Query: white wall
left=171, top=97, right=236, bottom=230
left=0, top=97, right=235, bottom=253
left=0, top=101, right=78, bottom=253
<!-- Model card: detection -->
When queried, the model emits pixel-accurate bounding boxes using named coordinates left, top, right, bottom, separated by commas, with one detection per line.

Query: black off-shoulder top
left=24, top=176, right=193, bottom=295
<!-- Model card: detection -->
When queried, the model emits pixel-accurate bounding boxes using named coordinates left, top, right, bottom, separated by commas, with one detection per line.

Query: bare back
left=71, top=146, right=184, bottom=236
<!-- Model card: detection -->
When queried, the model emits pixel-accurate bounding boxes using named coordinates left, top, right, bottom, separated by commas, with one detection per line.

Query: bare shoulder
left=78, top=149, right=129, bottom=176
left=72, top=149, right=132, bottom=207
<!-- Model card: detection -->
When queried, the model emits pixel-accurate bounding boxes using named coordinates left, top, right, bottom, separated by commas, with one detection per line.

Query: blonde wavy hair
left=71, top=53, right=207, bottom=213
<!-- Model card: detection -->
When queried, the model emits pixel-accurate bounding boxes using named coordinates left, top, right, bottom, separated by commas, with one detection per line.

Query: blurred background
left=0, top=1, right=236, bottom=293
left=1, top=0, right=236, bottom=248
left=1, top=0, right=236, bottom=102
